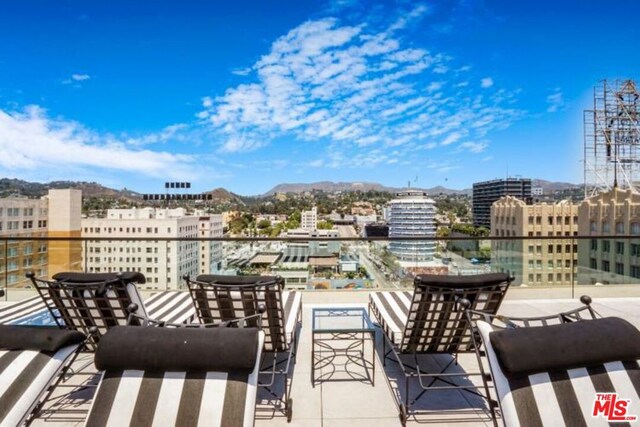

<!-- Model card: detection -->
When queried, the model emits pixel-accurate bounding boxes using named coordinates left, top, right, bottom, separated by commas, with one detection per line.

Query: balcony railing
left=1, top=235, right=640, bottom=301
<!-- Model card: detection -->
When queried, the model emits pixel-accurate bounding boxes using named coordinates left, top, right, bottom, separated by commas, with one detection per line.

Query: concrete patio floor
left=22, top=294, right=640, bottom=426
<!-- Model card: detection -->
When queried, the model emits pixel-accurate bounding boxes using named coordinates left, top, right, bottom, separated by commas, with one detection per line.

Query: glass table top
left=312, top=307, right=376, bottom=333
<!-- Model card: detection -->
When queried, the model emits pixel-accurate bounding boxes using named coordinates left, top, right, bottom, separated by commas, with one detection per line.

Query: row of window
left=590, top=240, right=640, bottom=255
left=589, top=258, right=627, bottom=275
left=527, top=272, right=573, bottom=283
left=528, top=259, right=577, bottom=269
left=0, top=207, right=44, bottom=217
left=589, top=221, right=640, bottom=235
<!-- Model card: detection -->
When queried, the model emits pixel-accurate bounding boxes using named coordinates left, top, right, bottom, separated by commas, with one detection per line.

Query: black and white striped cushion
left=369, top=291, right=411, bottom=344
left=478, top=321, right=640, bottom=427
left=84, top=334, right=264, bottom=427
left=191, top=289, right=301, bottom=352
left=0, top=296, right=49, bottom=325
left=0, top=344, right=80, bottom=426
left=145, top=291, right=196, bottom=325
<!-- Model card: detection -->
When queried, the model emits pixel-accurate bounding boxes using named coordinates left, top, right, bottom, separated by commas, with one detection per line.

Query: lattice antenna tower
left=584, top=79, right=640, bottom=197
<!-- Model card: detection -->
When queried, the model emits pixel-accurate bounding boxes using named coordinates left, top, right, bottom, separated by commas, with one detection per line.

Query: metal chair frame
left=184, top=275, right=302, bottom=423
left=370, top=277, right=511, bottom=426
left=27, top=272, right=145, bottom=351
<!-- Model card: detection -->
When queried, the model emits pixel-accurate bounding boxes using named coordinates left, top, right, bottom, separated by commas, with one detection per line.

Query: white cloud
left=72, top=74, right=90, bottom=81
left=546, top=88, right=564, bottom=113
left=62, top=74, right=91, bottom=85
left=199, top=15, right=520, bottom=171
left=231, top=67, right=252, bottom=76
left=480, top=77, right=493, bottom=88
left=0, top=106, right=196, bottom=179
left=458, top=141, right=488, bottom=153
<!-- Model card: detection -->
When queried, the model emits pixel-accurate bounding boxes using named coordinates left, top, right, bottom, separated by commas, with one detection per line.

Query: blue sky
left=0, top=0, right=638, bottom=195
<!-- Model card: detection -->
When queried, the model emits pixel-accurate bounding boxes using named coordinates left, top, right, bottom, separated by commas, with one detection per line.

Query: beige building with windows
left=82, top=208, right=223, bottom=290
left=0, top=189, right=82, bottom=288
left=491, top=196, right=578, bottom=286
left=577, top=188, right=640, bottom=285
left=301, top=206, right=318, bottom=231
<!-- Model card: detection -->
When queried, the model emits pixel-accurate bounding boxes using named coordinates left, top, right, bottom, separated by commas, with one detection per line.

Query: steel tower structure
left=584, top=79, right=640, bottom=196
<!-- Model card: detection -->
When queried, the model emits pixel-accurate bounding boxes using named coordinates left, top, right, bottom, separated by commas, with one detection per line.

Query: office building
left=491, top=196, right=578, bottom=286
left=301, top=206, right=318, bottom=231
left=387, top=190, right=436, bottom=263
left=473, top=178, right=532, bottom=228
left=0, top=189, right=82, bottom=288
left=82, top=207, right=222, bottom=290
left=577, top=188, right=640, bottom=285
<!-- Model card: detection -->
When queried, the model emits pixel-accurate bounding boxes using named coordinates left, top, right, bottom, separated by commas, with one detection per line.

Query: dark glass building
left=472, top=178, right=532, bottom=228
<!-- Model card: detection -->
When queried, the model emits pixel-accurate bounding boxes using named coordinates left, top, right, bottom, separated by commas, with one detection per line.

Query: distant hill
left=263, top=181, right=468, bottom=196
left=531, top=179, right=581, bottom=192
left=204, top=187, right=246, bottom=205
left=0, top=178, right=142, bottom=200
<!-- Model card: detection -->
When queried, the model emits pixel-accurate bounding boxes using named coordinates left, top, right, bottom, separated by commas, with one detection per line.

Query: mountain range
left=0, top=178, right=581, bottom=200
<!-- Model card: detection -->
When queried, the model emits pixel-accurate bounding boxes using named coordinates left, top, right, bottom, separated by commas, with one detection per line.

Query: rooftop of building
left=2, top=288, right=639, bottom=427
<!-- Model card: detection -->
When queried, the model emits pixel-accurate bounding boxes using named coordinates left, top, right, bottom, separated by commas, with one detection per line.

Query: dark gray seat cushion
left=490, top=317, right=640, bottom=376
left=52, top=271, right=146, bottom=284
left=414, top=273, right=510, bottom=289
left=195, top=274, right=282, bottom=287
left=0, top=325, right=85, bottom=352
left=95, top=326, right=260, bottom=372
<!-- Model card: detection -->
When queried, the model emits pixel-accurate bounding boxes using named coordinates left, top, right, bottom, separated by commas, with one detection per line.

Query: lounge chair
left=183, top=274, right=302, bottom=422
left=27, top=271, right=195, bottom=349
left=0, top=325, right=87, bottom=426
left=467, top=297, right=640, bottom=427
left=368, top=272, right=512, bottom=425
left=84, top=325, right=264, bottom=427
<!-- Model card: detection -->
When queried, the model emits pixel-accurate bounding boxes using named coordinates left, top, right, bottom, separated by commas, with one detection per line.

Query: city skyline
left=1, top=0, right=639, bottom=195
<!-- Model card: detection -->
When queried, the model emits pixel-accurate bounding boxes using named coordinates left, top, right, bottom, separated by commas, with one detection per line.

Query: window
left=631, top=244, right=640, bottom=256
left=548, top=244, right=553, bottom=253
left=7, top=208, right=19, bottom=216
left=632, top=223, right=640, bottom=235
left=590, top=239, right=597, bottom=250
left=616, top=241, right=625, bottom=255
left=616, top=222, right=624, bottom=234
left=615, top=263, right=624, bottom=275
left=547, top=216, right=553, bottom=225
left=536, top=216, right=541, bottom=225
left=590, top=258, right=597, bottom=269
left=7, top=221, right=19, bottom=230
left=603, top=240, right=610, bottom=252
left=528, top=217, right=534, bottom=225
left=564, top=217, right=570, bottom=225
left=590, top=221, right=597, bottom=233
left=528, top=245, right=534, bottom=254
left=547, top=260, right=554, bottom=268
left=631, top=266, right=640, bottom=279
left=602, top=260, right=610, bottom=272
left=548, top=273, right=554, bottom=282
left=602, top=222, right=610, bottom=233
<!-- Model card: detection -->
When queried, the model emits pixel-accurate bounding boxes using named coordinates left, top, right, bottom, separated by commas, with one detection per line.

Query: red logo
left=592, top=393, right=637, bottom=422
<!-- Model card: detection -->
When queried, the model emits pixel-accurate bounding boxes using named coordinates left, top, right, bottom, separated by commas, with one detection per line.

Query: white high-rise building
left=82, top=207, right=222, bottom=290
left=301, top=206, right=318, bottom=231
left=387, top=190, right=436, bottom=263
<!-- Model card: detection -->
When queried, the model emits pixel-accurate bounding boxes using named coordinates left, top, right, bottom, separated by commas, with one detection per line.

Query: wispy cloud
left=480, top=77, right=493, bottom=88
left=546, top=88, right=564, bottom=112
left=0, top=106, right=196, bottom=180
left=458, top=141, right=488, bottom=153
left=200, top=11, right=520, bottom=163
left=62, top=73, right=91, bottom=85
left=231, top=67, right=252, bottom=76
